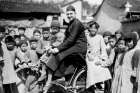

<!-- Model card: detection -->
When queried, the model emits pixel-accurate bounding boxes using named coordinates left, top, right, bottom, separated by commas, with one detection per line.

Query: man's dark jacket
left=46, top=18, right=87, bottom=71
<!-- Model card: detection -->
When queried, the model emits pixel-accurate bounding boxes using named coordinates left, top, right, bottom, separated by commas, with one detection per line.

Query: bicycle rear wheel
left=72, top=69, right=86, bottom=93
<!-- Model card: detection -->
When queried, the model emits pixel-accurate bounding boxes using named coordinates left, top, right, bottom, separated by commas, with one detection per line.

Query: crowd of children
left=0, top=19, right=65, bottom=93
left=84, top=20, right=140, bottom=93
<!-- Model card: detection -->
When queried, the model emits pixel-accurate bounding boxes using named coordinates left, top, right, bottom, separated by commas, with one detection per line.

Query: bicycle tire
left=72, top=68, right=86, bottom=93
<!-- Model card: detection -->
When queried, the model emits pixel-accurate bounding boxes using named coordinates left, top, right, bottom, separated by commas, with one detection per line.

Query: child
left=111, top=37, right=127, bottom=93
left=42, top=27, right=51, bottom=49
left=85, top=21, right=111, bottom=92
left=112, top=32, right=138, bottom=93
left=24, top=37, right=41, bottom=93
left=3, top=35, right=20, bottom=93
left=14, top=35, right=21, bottom=48
left=32, top=29, right=44, bottom=55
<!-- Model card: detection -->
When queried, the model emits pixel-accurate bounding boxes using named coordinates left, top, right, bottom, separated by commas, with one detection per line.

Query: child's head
left=20, top=35, right=27, bottom=41
left=42, top=27, right=50, bottom=40
left=103, top=31, right=112, bottom=44
left=20, top=40, right=28, bottom=52
left=115, top=31, right=122, bottom=40
left=109, top=35, right=117, bottom=48
left=29, top=37, right=38, bottom=50
left=9, top=30, right=16, bottom=37
left=117, top=37, right=126, bottom=49
left=33, top=29, right=41, bottom=41
left=88, top=21, right=100, bottom=36
left=51, top=20, right=60, bottom=35
left=115, top=37, right=127, bottom=53
left=18, top=27, right=26, bottom=35
left=125, top=32, right=138, bottom=50
left=14, top=35, right=21, bottom=47
left=5, top=36, right=15, bottom=50
left=0, top=26, right=6, bottom=41
left=56, top=32, right=65, bottom=42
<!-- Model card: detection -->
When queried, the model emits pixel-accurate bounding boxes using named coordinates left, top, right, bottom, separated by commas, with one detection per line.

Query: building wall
left=94, top=1, right=124, bottom=34
left=122, top=21, right=140, bottom=33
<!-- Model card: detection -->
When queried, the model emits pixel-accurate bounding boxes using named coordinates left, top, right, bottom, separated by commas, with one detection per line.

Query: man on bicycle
left=44, top=5, right=87, bottom=92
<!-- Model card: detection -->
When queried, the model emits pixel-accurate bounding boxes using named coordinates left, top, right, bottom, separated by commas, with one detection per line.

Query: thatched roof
left=0, top=1, right=62, bottom=13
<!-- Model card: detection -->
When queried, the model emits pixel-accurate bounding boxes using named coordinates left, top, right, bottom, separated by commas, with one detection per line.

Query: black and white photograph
left=0, top=0, right=140, bottom=93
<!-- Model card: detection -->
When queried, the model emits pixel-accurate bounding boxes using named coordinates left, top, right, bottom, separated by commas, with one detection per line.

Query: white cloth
left=1, top=42, right=17, bottom=84
left=86, top=34, right=111, bottom=88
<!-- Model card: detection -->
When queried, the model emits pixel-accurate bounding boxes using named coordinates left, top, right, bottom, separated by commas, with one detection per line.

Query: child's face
left=109, top=38, right=116, bottom=47
left=6, top=42, right=15, bottom=50
left=20, top=44, right=28, bottom=52
left=9, top=30, right=16, bottom=37
left=18, top=29, right=25, bottom=35
left=115, top=33, right=121, bottom=40
left=0, top=32, right=5, bottom=41
left=104, top=36, right=110, bottom=44
left=33, top=32, right=41, bottom=41
left=56, top=32, right=64, bottom=42
left=118, top=40, right=125, bottom=49
left=30, top=42, right=37, bottom=50
left=89, top=25, right=98, bottom=36
left=42, top=31, right=50, bottom=39
left=51, top=27, right=59, bottom=35
left=20, top=36, right=26, bottom=41
left=126, top=40, right=134, bottom=49
left=15, top=38, right=20, bottom=46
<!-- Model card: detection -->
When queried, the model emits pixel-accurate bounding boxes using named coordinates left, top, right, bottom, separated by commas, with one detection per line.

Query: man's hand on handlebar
left=47, top=47, right=59, bottom=54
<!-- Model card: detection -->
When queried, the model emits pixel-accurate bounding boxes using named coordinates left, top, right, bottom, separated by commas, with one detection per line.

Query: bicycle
left=43, top=54, right=87, bottom=93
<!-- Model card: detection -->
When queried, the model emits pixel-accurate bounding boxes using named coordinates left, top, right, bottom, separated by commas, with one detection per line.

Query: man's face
left=66, top=10, right=76, bottom=22
left=0, top=32, right=5, bottom=41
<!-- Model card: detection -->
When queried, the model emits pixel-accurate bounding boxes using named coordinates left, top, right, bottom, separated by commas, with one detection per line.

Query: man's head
left=5, top=36, right=15, bottom=50
left=18, top=27, right=26, bottom=35
left=0, top=26, right=6, bottom=41
left=33, top=30, right=41, bottom=41
left=66, top=5, right=76, bottom=22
